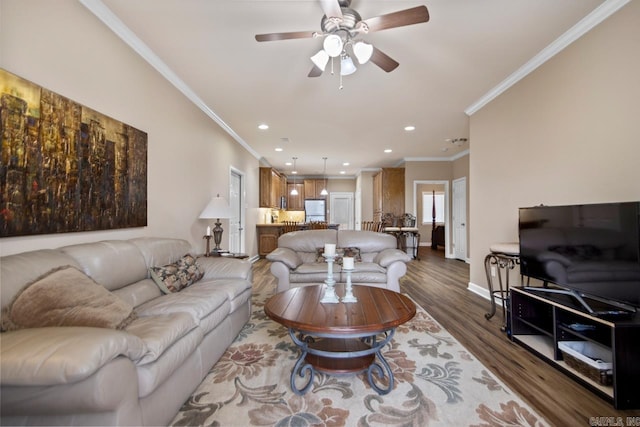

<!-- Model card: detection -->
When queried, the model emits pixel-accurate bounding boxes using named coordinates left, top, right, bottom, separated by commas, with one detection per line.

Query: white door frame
left=452, top=177, right=467, bottom=262
left=229, top=167, right=245, bottom=254
left=412, top=180, right=451, bottom=258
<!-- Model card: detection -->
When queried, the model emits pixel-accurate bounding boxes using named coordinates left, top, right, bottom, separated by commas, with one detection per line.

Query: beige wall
left=358, top=171, right=376, bottom=224
left=469, top=1, right=640, bottom=290
left=0, top=0, right=260, bottom=257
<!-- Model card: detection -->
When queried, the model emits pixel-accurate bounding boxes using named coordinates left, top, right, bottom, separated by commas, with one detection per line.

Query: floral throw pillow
left=150, top=254, right=204, bottom=294
left=341, top=247, right=362, bottom=262
left=316, top=247, right=345, bottom=264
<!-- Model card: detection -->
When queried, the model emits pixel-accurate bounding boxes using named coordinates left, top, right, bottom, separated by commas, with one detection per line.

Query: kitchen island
left=256, top=223, right=340, bottom=257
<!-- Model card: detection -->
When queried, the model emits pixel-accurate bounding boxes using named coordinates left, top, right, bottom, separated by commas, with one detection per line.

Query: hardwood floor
left=252, top=248, right=640, bottom=426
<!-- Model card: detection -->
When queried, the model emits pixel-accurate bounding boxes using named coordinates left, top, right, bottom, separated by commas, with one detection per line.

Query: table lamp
left=199, top=194, right=232, bottom=255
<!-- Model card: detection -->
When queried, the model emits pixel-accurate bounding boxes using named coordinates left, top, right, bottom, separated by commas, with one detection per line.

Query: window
left=422, top=192, right=445, bottom=224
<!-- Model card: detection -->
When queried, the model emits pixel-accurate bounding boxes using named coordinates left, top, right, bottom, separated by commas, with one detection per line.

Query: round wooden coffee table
left=264, top=284, right=416, bottom=395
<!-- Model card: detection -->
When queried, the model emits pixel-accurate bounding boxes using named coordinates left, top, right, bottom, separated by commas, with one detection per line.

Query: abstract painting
left=0, top=68, right=147, bottom=237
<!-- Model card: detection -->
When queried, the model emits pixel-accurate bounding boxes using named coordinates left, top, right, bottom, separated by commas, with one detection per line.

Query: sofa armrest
left=0, top=327, right=146, bottom=386
left=197, top=257, right=252, bottom=281
left=374, top=248, right=411, bottom=268
left=266, top=248, right=302, bottom=269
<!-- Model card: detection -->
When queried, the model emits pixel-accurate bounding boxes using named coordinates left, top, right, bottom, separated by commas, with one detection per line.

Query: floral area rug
left=171, top=289, right=549, bottom=427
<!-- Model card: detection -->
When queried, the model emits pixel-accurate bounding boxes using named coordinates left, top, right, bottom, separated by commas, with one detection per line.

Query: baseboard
left=468, top=281, right=491, bottom=301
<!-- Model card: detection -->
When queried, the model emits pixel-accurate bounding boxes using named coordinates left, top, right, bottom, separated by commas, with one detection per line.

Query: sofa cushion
left=149, top=254, right=204, bottom=293
left=278, top=229, right=337, bottom=253
left=60, top=241, right=148, bottom=292
left=125, top=313, right=197, bottom=365
left=135, top=288, right=229, bottom=333
left=1, top=266, right=136, bottom=332
left=182, top=279, right=251, bottom=314
left=0, top=327, right=147, bottom=386
left=124, top=313, right=202, bottom=397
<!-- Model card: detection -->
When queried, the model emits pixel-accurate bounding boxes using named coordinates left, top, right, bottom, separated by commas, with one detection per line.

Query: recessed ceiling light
left=404, top=126, right=415, bottom=131
left=258, top=124, right=269, bottom=130
left=285, top=162, right=292, bottom=166
left=343, top=162, right=350, bottom=166
left=384, top=149, right=392, bottom=153
left=292, top=171, right=297, bottom=174
left=275, top=147, right=283, bottom=152
left=340, top=171, right=346, bottom=175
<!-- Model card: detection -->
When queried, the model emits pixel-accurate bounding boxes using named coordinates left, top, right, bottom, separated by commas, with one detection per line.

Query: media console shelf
left=510, top=287, right=640, bottom=409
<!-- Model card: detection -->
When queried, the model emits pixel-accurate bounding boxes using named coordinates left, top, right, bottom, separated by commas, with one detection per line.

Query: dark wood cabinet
left=373, top=168, right=405, bottom=222
left=259, top=167, right=285, bottom=208
left=287, top=183, right=305, bottom=211
left=510, top=287, right=640, bottom=409
left=304, top=179, right=327, bottom=199
left=257, top=225, right=282, bottom=257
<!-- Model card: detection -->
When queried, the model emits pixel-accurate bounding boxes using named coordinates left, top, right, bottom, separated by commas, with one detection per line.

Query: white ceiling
left=87, top=0, right=612, bottom=177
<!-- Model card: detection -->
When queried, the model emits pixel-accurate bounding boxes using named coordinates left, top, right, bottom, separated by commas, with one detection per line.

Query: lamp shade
left=353, top=41, right=373, bottom=64
left=323, top=34, right=343, bottom=57
left=340, top=55, right=357, bottom=76
left=310, top=50, right=330, bottom=71
left=199, top=194, right=232, bottom=219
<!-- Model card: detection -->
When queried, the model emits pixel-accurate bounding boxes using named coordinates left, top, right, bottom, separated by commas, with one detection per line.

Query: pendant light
left=290, top=157, right=299, bottom=196
left=320, top=157, right=328, bottom=196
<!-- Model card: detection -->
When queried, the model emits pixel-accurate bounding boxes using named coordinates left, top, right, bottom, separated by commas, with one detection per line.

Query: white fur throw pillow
left=1, top=266, right=136, bottom=332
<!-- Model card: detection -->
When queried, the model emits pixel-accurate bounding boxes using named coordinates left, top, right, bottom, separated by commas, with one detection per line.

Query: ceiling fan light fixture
left=340, top=55, right=357, bottom=76
left=310, top=49, right=330, bottom=71
left=323, top=34, right=344, bottom=57
left=353, top=41, right=373, bottom=64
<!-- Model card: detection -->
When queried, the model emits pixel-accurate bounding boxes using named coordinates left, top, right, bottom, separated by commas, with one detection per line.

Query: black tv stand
left=522, top=286, right=637, bottom=317
left=510, top=287, right=640, bottom=409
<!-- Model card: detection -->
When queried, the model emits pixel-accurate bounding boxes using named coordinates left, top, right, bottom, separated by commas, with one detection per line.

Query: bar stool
left=484, top=242, right=520, bottom=332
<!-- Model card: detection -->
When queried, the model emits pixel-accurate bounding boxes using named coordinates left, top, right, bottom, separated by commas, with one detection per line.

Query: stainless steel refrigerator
left=304, top=199, right=326, bottom=222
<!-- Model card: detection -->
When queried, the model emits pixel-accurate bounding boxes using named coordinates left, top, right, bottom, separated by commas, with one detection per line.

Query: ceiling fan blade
left=308, top=65, right=324, bottom=78
left=370, top=47, right=399, bottom=73
left=319, top=0, right=343, bottom=19
left=255, top=31, right=317, bottom=42
left=359, top=5, right=429, bottom=33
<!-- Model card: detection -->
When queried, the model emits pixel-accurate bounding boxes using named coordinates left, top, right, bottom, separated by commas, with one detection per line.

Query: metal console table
left=484, top=242, right=520, bottom=332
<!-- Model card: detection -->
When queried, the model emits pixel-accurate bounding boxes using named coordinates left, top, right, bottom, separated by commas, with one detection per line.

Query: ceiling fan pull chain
left=339, top=72, right=344, bottom=90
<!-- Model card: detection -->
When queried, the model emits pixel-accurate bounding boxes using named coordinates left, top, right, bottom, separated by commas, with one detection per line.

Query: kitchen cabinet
left=373, top=168, right=405, bottom=222
left=257, top=225, right=282, bottom=257
left=304, top=179, right=327, bottom=199
left=287, top=183, right=305, bottom=211
left=259, top=167, right=285, bottom=208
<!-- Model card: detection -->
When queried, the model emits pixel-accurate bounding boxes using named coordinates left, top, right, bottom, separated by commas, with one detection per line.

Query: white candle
left=324, top=243, right=336, bottom=256
left=206, top=226, right=211, bottom=236
left=343, top=257, right=354, bottom=270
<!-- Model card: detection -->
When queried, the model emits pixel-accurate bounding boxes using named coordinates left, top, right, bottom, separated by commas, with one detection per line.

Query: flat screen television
left=518, top=201, right=640, bottom=315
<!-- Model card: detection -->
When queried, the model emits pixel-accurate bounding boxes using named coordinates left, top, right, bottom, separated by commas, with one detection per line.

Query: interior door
left=452, top=177, right=467, bottom=261
left=229, top=170, right=243, bottom=253
left=329, top=192, right=354, bottom=230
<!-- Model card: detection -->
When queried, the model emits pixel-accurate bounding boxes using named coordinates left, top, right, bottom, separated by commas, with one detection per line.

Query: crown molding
left=465, top=0, right=630, bottom=116
left=405, top=149, right=470, bottom=163
left=78, top=0, right=262, bottom=161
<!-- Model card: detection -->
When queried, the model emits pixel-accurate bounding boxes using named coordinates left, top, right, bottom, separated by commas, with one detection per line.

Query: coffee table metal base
left=288, top=328, right=395, bottom=395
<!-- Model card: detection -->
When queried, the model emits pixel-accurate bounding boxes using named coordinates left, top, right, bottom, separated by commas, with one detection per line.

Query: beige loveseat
left=267, top=229, right=411, bottom=293
left=0, top=237, right=252, bottom=426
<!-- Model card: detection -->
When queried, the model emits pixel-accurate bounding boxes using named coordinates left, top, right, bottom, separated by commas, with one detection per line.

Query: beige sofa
left=0, top=237, right=252, bottom=426
left=267, top=229, right=411, bottom=293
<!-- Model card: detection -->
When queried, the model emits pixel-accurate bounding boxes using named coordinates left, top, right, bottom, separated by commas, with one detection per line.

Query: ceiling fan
left=255, top=0, right=429, bottom=78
